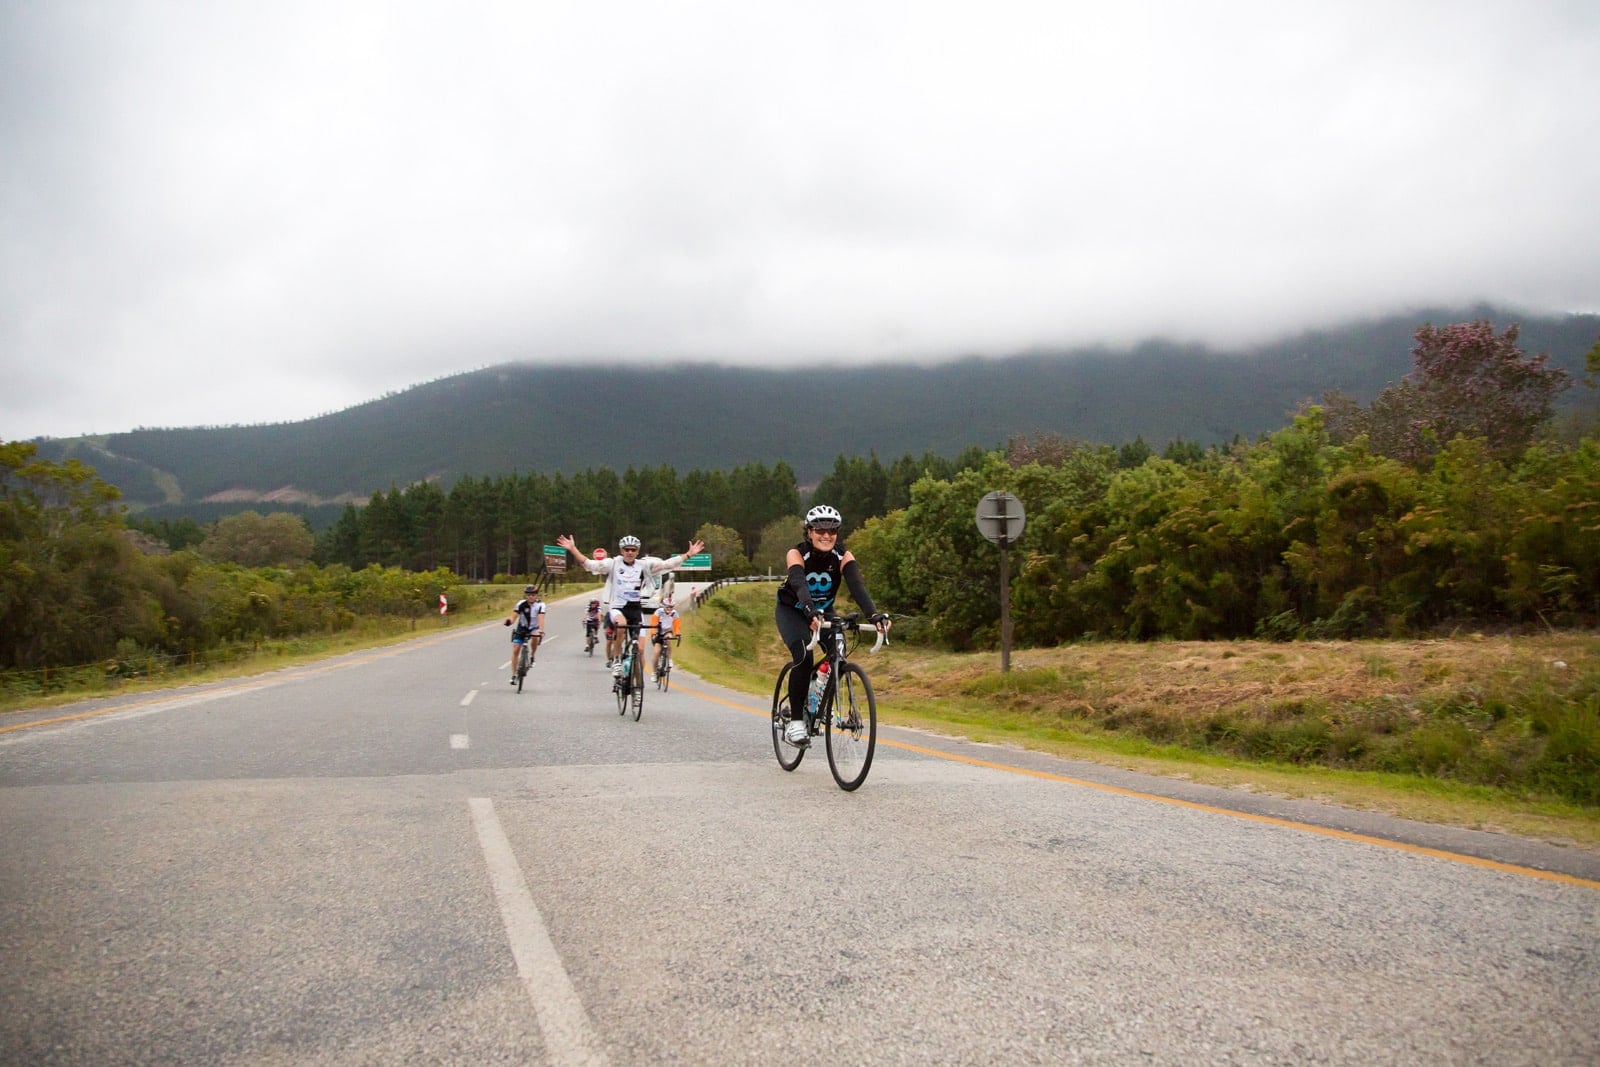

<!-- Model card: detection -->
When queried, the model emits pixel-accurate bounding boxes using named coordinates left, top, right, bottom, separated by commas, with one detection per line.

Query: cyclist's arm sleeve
left=785, top=564, right=817, bottom=614
left=842, top=559, right=877, bottom=617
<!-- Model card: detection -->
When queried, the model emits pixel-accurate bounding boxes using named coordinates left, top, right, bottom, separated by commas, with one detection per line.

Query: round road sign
left=975, top=491, right=1026, bottom=545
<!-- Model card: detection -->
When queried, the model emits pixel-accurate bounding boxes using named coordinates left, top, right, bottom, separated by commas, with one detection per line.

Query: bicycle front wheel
left=516, top=646, right=528, bottom=693
left=770, top=665, right=804, bottom=771
left=825, top=662, right=877, bottom=790
left=656, top=652, right=671, bottom=691
left=615, top=658, right=629, bottom=715
left=630, top=653, right=645, bottom=720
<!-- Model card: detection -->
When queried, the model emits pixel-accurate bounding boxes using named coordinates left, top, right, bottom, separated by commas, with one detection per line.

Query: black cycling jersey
left=777, top=540, right=846, bottom=614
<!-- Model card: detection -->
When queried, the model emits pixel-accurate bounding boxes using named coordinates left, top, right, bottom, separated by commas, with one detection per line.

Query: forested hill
left=28, top=305, right=1600, bottom=518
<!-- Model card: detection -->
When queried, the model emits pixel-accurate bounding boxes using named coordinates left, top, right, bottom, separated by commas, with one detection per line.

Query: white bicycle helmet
left=618, top=534, right=642, bottom=549
left=805, top=505, right=842, bottom=530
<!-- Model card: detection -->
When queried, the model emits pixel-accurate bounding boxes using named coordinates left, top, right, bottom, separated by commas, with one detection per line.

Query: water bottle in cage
left=806, top=661, right=830, bottom=721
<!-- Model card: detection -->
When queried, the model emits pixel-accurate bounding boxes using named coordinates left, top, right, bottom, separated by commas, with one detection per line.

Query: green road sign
left=681, top=553, right=713, bottom=570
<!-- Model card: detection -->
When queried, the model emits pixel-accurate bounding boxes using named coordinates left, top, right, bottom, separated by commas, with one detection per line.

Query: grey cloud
left=4, top=1, right=1598, bottom=439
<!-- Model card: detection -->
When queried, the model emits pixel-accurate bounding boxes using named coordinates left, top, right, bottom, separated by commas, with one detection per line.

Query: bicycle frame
left=614, top=622, right=646, bottom=719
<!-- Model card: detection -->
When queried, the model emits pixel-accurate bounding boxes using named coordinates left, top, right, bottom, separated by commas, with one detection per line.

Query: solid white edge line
left=468, top=797, right=608, bottom=1067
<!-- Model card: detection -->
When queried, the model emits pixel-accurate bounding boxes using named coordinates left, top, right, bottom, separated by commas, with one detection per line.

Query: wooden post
left=999, top=538, right=1012, bottom=673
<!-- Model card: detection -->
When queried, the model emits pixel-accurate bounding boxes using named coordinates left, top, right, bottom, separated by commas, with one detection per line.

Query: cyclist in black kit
left=776, top=505, right=889, bottom=746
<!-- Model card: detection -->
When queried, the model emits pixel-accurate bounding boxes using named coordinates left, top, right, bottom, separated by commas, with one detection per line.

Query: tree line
left=0, top=438, right=470, bottom=678
left=306, top=451, right=994, bottom=580
left=0, top=443, right=989, bottom=675
left=852, top=322, right=1599, bottom=645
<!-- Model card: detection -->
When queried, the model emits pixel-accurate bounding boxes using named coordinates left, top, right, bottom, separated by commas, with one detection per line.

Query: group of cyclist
left=503, top=507, right=891, bottom=736
left=581, top=592, right=680, bottom=673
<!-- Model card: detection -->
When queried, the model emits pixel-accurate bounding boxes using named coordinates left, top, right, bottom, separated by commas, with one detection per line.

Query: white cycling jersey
left=584, top=553, right=685, bottom=611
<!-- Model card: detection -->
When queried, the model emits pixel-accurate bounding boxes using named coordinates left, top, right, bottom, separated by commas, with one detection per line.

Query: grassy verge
left=677, top=584, right=1600, bottom=849
left=0, top=582, right=604, bottom=715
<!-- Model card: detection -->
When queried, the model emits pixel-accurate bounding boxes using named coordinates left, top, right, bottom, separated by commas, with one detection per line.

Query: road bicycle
left=613, top=622, right=645, bottom=720
left=653, top=633, right=680, bottom=691
left=771, top=612, right=887, bottom=791
left=511, top=628, right=540, bottom=693
left=584, top=620, right=599, bottom=657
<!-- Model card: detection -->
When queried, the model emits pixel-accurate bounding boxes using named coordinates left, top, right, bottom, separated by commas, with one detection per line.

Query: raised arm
left=649, top=538, right=705, bottom=574
left=558, top=533, right=611, bottom=576
left=555, top=533, right=587, bottom=566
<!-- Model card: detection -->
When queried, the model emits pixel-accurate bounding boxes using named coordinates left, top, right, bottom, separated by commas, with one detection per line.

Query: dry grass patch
left=678, top=587, right=1600, bottom=848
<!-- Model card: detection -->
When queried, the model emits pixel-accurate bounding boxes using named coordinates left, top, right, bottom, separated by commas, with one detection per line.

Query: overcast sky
left=4, top=1, right=1598, bottom=441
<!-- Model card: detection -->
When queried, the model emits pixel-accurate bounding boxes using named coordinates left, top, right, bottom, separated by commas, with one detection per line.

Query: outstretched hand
left=686, top=539, right=705, bottom=556
left=556, top=533, right=577, bottom=552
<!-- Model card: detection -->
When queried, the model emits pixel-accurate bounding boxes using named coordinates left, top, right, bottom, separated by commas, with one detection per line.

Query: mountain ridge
left=28, top=304, right=1598, bottom=523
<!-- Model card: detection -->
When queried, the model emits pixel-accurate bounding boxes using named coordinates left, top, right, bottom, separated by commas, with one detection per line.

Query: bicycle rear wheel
left=825, top=662, right=877, bottom=790
left=629, top=651, right=645, bottom=720
left=770, top=665, right=804, bottom=771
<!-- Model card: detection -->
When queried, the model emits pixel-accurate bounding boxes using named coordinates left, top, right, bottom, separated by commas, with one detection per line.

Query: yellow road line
left=673, top=680, right=1600, bottom=891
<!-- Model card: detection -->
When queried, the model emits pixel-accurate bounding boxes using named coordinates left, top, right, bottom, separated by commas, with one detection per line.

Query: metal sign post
left=975, top=491, right=1026, bottom=672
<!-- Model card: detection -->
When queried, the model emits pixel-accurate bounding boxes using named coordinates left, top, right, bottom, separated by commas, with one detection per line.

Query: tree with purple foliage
left=1324, top=320, right=1571, bottom=466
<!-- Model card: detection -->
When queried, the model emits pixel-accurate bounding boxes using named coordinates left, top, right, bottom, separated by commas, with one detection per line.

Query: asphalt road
left=2, top=590, right=1597, bottom=1065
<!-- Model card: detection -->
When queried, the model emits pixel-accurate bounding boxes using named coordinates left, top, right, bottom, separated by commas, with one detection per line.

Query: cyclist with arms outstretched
left=557, top=533, right=704, bottom=672
left=776, top=505, right=889, bottom=746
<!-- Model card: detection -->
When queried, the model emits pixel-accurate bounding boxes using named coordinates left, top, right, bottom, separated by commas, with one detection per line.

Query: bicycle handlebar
left=802, top=614, right=891, bottom=657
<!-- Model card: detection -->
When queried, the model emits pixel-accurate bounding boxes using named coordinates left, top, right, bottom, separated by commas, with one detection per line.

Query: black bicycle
left=654, top=633, right=680, bottom=691
left=511, top=627, right=539, bottom=693
left=584, top=620, right=599, bottom=657
left=613, top=622, right=645, bottom=720
left=771, top=612, right=887, bottom=791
